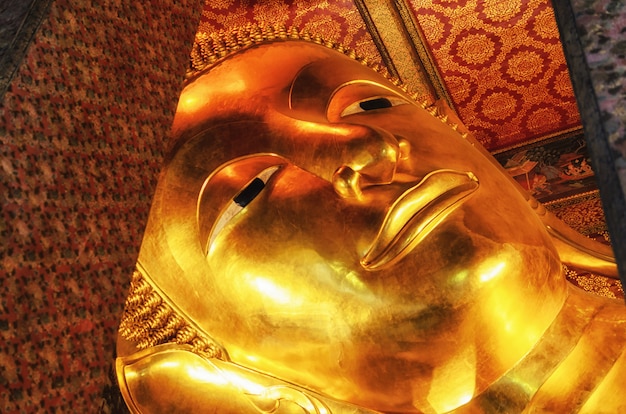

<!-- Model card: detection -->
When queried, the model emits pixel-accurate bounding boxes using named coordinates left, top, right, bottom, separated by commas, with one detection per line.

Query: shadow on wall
left=0, top=0, right=52, bottom=99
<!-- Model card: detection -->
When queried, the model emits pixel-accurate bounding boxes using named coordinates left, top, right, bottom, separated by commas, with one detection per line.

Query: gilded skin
left=116, top=38, right=626, bottom=413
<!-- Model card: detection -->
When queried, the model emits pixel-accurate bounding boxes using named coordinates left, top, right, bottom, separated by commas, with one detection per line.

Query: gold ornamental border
left=353, top=0, right=446, bottom=107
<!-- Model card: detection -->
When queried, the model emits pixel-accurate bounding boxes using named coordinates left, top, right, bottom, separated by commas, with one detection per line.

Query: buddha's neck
left=450, top=284, right=626, bottom=413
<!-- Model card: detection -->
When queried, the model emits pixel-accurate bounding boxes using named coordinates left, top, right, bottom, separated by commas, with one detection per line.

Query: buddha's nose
left=270, top=114, right=409, bottom=196
left=331, top=126, right=409, bottom=199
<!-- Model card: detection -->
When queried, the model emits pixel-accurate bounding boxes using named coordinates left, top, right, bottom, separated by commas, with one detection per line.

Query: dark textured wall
left=0, top=0, right=53, bottom=99
left=553, top=0, right=626, bottom=284
left=0, top=0, right=203, bottom=411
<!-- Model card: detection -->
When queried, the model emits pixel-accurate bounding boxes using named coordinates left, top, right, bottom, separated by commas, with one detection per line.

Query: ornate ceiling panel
left=196, top=0, right=382, bottom=65
left=405, top=0, right=581, bottom=151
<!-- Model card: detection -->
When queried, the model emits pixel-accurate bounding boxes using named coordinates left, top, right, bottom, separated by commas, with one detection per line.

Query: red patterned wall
left=407, top=0, right=581, bottom=151
left=197, top=0, right=382, bottom=65
left=0, top=0, right=203, bottom=411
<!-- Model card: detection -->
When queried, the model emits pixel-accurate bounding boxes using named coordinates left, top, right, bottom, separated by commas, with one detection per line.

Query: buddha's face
left=139, top=41, right=565, bottom=412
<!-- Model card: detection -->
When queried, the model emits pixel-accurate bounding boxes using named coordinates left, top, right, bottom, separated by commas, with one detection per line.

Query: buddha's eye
left=207, top=165, right=281, bottom=253
left=234, top=177, right=266, bottom=207
left=341, top=96, right=408, bottom=117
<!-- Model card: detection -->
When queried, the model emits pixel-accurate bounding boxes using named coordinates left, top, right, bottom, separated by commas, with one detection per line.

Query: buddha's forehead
left=172, top=41, right=392, bottom=136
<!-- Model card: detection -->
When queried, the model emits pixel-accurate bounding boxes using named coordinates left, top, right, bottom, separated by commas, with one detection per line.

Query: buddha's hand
left=116, top=343, right=378, bottom=414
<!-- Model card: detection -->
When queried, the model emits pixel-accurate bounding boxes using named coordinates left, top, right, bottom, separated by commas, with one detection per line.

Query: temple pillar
left=552, top=0, right=626, bottom=285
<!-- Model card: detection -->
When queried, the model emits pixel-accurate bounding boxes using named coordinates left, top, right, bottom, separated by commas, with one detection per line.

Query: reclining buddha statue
left=115, top=25, right=625, bottom=414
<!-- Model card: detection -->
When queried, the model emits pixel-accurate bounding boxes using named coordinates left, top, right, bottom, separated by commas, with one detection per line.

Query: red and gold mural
left=407, top=0, right=581, bottom=151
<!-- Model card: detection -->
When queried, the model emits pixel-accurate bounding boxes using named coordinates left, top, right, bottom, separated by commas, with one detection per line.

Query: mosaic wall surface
left=407, top=0, right=581, bottom=151
left=0, top=0, right=202, bottom=411
left=571, top=0, right=626, bottom=154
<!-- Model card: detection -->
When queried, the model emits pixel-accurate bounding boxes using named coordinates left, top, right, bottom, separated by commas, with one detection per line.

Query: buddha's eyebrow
left=289, top=63, right=327, bottom=111
left=288, top=61, right=351, bottom=112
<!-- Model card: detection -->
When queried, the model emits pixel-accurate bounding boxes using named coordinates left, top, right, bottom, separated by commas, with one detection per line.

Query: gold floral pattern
left=457, top=33, right=496, bottom=65
left=546, top=192, right=622, bottom=299
left=546, top=192, right=608, bottom=235
left=479, top=0, right=522, bottom=23
left=564, top=265, right=624, bottom=299
left=407, top=0, right=580, bottom=151
left=505, top=48, right=547, bottom=84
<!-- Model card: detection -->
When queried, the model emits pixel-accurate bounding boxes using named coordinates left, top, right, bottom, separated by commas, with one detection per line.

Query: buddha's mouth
left=361, top=169, right=479, bottom=270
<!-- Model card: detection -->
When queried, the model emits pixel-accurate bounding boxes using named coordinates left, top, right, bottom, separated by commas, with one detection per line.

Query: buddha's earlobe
left=531, top=197, right=618, bottom=278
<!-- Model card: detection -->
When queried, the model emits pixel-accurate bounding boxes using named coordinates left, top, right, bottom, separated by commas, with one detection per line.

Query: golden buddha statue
left=116, top=25, right=625, bottom=413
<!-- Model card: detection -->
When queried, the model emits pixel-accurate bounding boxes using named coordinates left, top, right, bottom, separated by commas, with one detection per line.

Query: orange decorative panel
left=407, top=0, right=581, bottom=151
left=196, top=0, right=382, bottom=65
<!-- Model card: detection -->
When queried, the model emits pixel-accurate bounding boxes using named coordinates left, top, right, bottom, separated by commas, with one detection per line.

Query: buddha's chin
left=327, top=230, right=562, bottom=406
left=390, top=205, right=559, bottom=281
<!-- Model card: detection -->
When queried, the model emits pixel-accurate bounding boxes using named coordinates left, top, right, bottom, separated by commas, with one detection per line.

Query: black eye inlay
left=233, top=178, right=265, bottom=207
left=359, top=97, right=392, bottom=111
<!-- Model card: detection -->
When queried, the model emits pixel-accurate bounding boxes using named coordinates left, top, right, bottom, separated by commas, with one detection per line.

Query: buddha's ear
left=433, top=99, right=618, bottom=278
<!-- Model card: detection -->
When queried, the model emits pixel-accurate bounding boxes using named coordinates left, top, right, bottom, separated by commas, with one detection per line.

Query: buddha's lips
left=361, top=169, right=479, bottom=270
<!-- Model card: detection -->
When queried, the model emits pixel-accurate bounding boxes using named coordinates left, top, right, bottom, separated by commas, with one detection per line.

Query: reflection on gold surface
left=117, top=25, right=625, bottom=413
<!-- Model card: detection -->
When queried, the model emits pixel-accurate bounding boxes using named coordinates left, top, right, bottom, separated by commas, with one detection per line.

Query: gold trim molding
left=354, top=0, right=446, bottom=107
